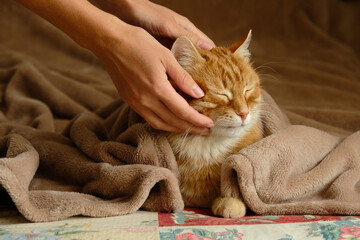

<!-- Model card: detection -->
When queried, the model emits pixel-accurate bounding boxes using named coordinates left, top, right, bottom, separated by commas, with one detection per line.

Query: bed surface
left=2, top=207, right=360, bottom=239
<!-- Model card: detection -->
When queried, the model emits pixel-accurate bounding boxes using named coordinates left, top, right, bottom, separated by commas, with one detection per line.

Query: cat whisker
left=258, top=108, right=279, bottom=116
left=254, top=61, right=283, bottom=74
left=259, top=111, right=288, bottom=128
left=179, top=127, right=192, bottom=150
left=257, top=73, right=280, bottom=82
left=258, top=109, right=281, bottom=118
left=254, top=64, right=275, bottom=73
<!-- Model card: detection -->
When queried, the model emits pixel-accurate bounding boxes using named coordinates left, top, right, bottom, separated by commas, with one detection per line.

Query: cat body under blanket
left=168, top=31, right=263, bottom=218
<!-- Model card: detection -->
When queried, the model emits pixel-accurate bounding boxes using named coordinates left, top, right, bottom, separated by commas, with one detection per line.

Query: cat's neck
left=168, top=122, right=262, bottom=167
left=168, top=131, right=244, bottom=167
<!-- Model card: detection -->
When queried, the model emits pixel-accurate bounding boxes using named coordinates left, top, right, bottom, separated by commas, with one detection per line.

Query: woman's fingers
left=167, top=64, right=205, bottom=99
left=163, top=52, right=204, bottom=98
left=153, top=82, right=213, bottom=129
left=172, top=15, right=215, bottom=50
left=131, top=95, right=210, bottom=135
left=134, top=106, right=183, bottom=133
left=144, top=99, right=210, bottom=135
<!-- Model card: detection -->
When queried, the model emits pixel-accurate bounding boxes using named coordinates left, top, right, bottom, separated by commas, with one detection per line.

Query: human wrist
left=80, top=12, right=124, bottom=54
left=93, top=0, right=148, bottom=26
left=63, top=1, right=125, bottom=53
left=84, top=14, right=140, bottom=62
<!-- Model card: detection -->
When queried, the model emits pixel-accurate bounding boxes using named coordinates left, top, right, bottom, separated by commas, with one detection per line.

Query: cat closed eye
left=244, top=88, right=253, bottom=94
left=216, top=93, right=231, bottom=102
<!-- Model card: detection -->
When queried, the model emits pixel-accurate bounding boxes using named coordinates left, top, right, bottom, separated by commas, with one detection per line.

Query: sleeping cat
left=168, top=30, right=262, bottom=218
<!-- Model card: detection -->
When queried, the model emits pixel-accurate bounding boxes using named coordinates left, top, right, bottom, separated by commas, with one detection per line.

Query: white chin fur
left=210, top=111, right=256, bottom=138
left=210, top=125, right=246, bottom=138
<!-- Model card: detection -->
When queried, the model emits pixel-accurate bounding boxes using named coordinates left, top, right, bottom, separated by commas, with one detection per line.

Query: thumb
left=165, top=55, right=205, bottom=98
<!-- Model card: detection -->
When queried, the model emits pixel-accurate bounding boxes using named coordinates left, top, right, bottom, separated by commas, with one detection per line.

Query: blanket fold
left=0, top=120, right=184, bottom=222
left=221, top=126, right=360, bottom=215
left=0, top=0, right=359, bottom=222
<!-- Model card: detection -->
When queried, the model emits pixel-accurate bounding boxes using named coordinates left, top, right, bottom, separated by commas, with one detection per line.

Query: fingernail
left=192, top=84, right=205, bottom=98
left=205, top=121, right=214, bottom=128
left=197, top=40, right=214, bottom=50
left=199, top=128, right=210, bottom=136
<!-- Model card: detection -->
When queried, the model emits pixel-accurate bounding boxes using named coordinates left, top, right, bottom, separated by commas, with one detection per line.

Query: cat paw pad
left=211, top=197, right=246, bottom=218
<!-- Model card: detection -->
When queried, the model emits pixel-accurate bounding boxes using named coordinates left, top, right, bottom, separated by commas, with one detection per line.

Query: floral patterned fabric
left=1, top=208, right=360, bottom=240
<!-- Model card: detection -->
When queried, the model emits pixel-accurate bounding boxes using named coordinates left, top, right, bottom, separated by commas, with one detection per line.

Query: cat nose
left=236, top=111, right=249, bottom=122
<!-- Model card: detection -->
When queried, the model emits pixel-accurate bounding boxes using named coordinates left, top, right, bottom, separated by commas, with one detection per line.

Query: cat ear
left=171, top=36, right=203, bottom=70
left=229, top=30, right=252, bottom=61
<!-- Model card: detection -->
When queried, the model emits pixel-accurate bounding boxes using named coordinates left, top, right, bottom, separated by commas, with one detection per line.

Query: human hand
left=14, top=0, right=214, bottom=134
left=95, top=0, right=215, bottom=50
left=90, top=0, right=215, bottom=134
left=93, top=22, right=214, bottom=134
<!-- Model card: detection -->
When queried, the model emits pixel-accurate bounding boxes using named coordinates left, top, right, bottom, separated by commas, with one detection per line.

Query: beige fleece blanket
left=0, top=0, right=359, bottom=222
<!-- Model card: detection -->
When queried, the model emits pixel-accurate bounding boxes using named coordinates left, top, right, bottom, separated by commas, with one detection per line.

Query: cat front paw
left=211, top=197, right=246, bottom=218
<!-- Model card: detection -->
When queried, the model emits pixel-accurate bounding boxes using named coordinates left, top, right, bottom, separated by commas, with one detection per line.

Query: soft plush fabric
left=0, top=0, right=359, bottom=222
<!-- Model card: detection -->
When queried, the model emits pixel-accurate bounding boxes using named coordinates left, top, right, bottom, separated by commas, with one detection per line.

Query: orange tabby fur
left=168, top=31, right=262, bottom=218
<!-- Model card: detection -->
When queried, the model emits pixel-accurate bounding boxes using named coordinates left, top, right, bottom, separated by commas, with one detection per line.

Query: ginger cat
left=168, top=31, right=262, bottom=218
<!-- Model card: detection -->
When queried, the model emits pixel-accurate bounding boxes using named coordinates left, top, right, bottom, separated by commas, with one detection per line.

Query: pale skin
left=15, top=0, right=215, bottom=134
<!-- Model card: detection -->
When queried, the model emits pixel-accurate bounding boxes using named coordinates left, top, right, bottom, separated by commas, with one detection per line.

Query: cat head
left=171, top=31, right=261, bottom=138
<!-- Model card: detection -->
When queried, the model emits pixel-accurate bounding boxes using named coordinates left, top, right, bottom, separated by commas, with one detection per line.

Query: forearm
left=14, top=0, right=214, bottom=134
left=92, top=0, right=139, bottom=25
left=14, top=0, right=128, bottom=54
